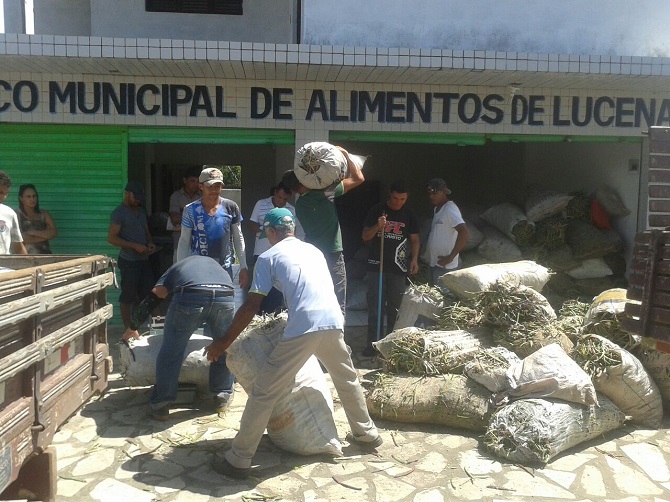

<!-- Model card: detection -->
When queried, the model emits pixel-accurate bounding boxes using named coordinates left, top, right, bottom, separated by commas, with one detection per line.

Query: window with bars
left=145, top=0, right=243, bottom=15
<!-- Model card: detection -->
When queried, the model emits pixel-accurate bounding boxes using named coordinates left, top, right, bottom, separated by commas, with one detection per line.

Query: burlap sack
left=226, top=314, right=343, bottom=456
left=485, top=394, right=625, bottom=464
left=440, top=260, right=550, bottom=300
left=565, top=221, right=616, bottom=260
left=524, top=188, right=573, bottom=223
left=502, top=343, right=597, bottom=405
left=119, top=332, right=211, bottom=398
left=366, top=373, right=493, bottom=431
left=574, top=334, right=663, bottom=428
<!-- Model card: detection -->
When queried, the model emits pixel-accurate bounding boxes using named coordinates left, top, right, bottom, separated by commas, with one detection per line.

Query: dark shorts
left=118, top=256, right=154, bottom=304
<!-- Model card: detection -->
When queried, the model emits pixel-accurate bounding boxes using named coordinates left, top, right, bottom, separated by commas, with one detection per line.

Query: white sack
left=394, top=285, right=443, bottom=330
left=440, top=260, right=550, bottom=300
left=464, top=346, right=521, bottom=393
left=119, top=332, right=212, bottom=398
left=225, top=314, right=343, bottom=456
left=476, top=224, right=523, bottom=263
left=579, top=334, right=663, bottom=428
left=374, top=327, right=491, bottom=375
left=485, top=394, right=626, bottom=464
left=634, top=347, right=670, bottom=411
left=583, top=288, right=627, bottom=326
left=595, top=186, right=631, bottom=218
left=480, top=203, right=530, bottom=241
left=463, top=218, right=484, bottom=251
left=566, top=258, right=613, bottom=279
left=524, top=188, right=573, bottom=223
left=294, top=142, right=366, bottom=190
left=502, top=343, right=597, bottom=405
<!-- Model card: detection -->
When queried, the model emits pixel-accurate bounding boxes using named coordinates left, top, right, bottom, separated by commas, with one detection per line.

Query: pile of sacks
left=370, top=262, right=666, bottom=465
left=457, top=185, right=630, bottom=300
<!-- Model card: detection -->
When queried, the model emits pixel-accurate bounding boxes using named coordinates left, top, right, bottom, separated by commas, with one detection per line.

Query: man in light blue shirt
left=205, top=208, right=382, bottom=479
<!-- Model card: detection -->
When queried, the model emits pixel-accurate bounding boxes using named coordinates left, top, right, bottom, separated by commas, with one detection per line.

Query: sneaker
left=362, top=345, right=377, bottom=357
left=149, top=405, right=169, bottom=421
left=346, top=432, right=383, bottom=450
left=211, top=454, right=251, bottom=479
left=215, top=393, right=234, bottom=414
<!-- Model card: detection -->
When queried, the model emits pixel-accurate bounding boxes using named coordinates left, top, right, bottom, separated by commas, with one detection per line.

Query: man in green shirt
left=282, top=147, right=364, bottom=314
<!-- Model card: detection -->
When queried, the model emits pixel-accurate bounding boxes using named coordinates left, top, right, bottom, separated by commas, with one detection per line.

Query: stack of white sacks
left=455, top=186, right=630, bottom=295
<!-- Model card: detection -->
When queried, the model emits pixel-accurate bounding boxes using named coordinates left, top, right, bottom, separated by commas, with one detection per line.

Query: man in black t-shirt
left=361, top=181, right=420, bottom=356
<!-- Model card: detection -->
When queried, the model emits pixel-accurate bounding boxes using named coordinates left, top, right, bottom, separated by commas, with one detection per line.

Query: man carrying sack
left=205, top=208, right=382, bottom=479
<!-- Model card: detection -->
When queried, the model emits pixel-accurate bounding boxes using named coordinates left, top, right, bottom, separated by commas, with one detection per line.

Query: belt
left=175, top=286, right=234, bottom=297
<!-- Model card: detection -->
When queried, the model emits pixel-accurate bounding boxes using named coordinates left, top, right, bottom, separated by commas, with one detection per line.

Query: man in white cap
left=177, top=166, right=249, bottom=288
left=425, top=178, right=469, bottom=288
left=205, top=207, right=382, bottom=479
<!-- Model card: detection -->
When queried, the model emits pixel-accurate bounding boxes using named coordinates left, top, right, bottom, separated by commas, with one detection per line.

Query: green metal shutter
left=0, top=124, right=127, bottom=256
left=0, top=124, right=127, bottom=324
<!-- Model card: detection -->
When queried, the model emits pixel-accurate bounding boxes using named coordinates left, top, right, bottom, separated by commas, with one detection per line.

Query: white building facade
left=1, top=0, right=669, bottom=283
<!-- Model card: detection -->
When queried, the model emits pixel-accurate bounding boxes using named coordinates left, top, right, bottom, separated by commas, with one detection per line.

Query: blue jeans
left=324, top=251, right=347, bottom=316
left=150, top=291, right=235, bottom=409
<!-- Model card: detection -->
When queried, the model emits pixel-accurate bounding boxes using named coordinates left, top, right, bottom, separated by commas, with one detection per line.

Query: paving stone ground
left=51, top=325, right=670, bottom=502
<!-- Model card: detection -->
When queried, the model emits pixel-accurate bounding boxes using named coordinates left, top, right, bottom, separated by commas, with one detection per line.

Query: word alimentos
left=1, top=81, right=669, bottom=129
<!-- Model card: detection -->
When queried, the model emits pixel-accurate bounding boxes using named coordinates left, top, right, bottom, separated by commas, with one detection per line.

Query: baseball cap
left=124, top=181, right=145, bottom=203
left=199, top=167, right=224, bottom=187
left=260, top=207, right=294, bottom=239
left=426, top=178, right=452, bottom=194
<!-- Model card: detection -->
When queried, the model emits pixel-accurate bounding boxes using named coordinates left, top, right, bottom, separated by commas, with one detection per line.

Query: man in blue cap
left=205, top=207, right=382, bottom=479
left=108, top=181, right=156, bottom=329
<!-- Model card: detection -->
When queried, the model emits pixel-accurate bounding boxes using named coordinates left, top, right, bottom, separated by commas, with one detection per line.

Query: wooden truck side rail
left=622, top=126, right=670, bottom=354
left=623, top=230, right=670, bottom=353
left=0, top=255, right=113, bottom=501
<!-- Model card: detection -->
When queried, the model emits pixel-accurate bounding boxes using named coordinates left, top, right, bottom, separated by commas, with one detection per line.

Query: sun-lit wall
left=304, top=0, right=670, bottom=57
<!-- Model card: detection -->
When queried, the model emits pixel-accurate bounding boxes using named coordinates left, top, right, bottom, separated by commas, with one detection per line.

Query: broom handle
left=376, top=212, right=386, bottom=342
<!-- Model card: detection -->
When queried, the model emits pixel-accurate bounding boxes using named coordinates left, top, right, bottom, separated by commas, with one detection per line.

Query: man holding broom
left=361, top=181, right=420, bottom=356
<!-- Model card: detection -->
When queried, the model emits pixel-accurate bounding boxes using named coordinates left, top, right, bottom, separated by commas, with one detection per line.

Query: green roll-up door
left=0, top=124, right=127, bottom=256
left=0, top=124, right=127, bottom=323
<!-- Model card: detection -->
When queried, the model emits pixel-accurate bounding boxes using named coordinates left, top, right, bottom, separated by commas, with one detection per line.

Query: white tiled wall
left=1, top=34, right=670, bottom=145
